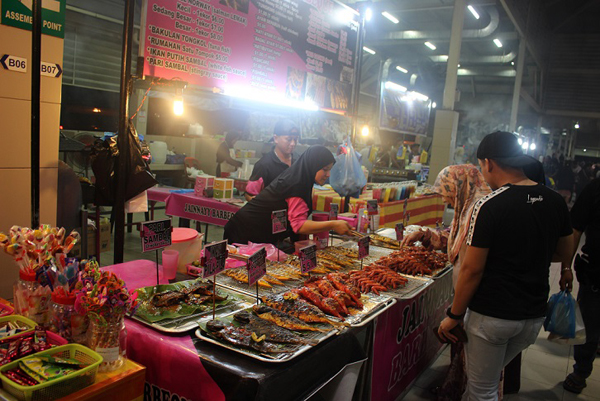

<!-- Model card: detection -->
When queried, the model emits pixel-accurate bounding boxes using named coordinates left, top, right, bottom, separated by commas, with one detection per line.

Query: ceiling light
left=424, top=41, right=436, bottom=50
left=396, top=66, right=408, bottom=73
left=365, top=8, right=373, bottom=21
left=467, top=5, right=480, bottom=19
left=457, top=64, right=461, bottom=68
left=384, top=81, right=407, bottom=92
left=363, top=46, right=376, bottom=55
left=575, top=122, right=580, bottom=129
left=493, top=38, right=503, bottom=48
left=584, top=149, right=587, bottom=152
left=518, top=138, right=523, bottom=145
left=432, top=102, right=437, bottom=109
left=381, top=11, right=399, bottom=24
left=92, top=108, right=101, bottom=113
left=522, top=141, right=529, bottom=150
left=529, top=143, right=536, bottom=151
left=361, top=125, right=370, bottom=137
left=173, top=96, right=184, bottom=116
left=511, top=61, right=515, bottom=66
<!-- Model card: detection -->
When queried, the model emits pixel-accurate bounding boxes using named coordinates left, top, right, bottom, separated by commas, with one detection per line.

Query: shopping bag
left=547, top=295, right=586, bottom=345
left=330, top=138, right=367, bottom=197
left=544, top=290, right=580, bottom=340
left=125, top=190, right=149, bottom=213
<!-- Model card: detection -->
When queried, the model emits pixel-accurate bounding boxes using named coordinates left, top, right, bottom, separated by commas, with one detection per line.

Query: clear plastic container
left=48, top=293, right=88, bottom=344
left=12, top=270, right=51, bottom=327
left=87, top=317, right=127, bottom=372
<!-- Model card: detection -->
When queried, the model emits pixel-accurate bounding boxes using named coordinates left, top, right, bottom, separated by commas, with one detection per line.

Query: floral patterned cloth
left=432, top=165, right=490, bottom=264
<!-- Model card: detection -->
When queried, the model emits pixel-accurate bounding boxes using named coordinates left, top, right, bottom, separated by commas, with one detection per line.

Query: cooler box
left=214, top=178, right=234, bottom=199
left=194, top=175, right=215, bottom=197
left=165, top=228, right=204, bottom=273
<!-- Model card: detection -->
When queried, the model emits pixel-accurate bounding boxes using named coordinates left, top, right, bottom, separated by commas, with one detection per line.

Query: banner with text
left=143, top=0, right=359, bottom=113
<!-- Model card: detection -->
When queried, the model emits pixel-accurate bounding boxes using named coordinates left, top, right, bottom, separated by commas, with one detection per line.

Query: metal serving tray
left=195, top=312, right=338, bottom=363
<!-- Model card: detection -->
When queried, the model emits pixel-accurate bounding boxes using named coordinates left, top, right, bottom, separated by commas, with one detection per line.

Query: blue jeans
left=462, top=310, right=544, bottom=401
left=573, top=284, right=600, bottom=379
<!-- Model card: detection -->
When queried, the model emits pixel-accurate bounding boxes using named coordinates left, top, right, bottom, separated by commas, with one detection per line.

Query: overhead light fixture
left=424, top=41, right=436, bottom=50
left=384, top=81, right=407, bottom=92
left=467, top=5, right=480, bottom=19
left=584, top=149, right=587, bottom=152
left=363, top=46, right=376, bottom=55
left=522, top=141, right=529, bottom=150
left=457, top=64, right=461, bottom=68
left=92, top=108, right=101, bottom=113
left=518, top=138, right=523, bottom=145
left=511, top=61, right=515, bottom=66
left=575, top=122, right=580, bottom=129
left=396, top=66, right=408, bottom=73
left=365, top=8, right=373, bottom=21
left=529, top=143, right=536, bottom=151
left=223, top=85, right=319, bottom=111
left=493, top=38, right=503, bottom=48
left=432, top=102, right=437, bottom=109
left=381, top=11, right=399, bottom=24
left=173, top=96, right=184, bottom=116
left=361, top=125, right=370, bottom=137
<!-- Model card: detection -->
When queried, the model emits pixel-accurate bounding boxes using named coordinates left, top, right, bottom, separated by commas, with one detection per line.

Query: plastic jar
left=48, top=293, right=88, bottom=344
left=13, top=270, right=51, bottom=327
left=87, top=317, right=127, bottom=372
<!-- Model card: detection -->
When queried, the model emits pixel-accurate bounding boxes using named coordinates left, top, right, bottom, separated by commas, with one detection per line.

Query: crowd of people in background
left=542, top=154, right=600, bottom=204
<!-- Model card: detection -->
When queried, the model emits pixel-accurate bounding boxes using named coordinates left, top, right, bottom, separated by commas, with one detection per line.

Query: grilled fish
left=233, top=311, right=318, bottom=346
left=151, top=291, right=186, bottom=307
left=205, top=319, right=291, bottom=354
left=224, top=269, right=272, bottom=288
left=252, top=305, right=329, bottom=332
left=261, top=293, right=346, bottom=327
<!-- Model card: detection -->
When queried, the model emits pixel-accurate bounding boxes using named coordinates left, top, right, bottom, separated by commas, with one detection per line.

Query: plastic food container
left=0, top=315, right=38, bottom=342
left=48, top=293, right=88, bottom=344
left=165, top=228, right=204, bottom=274
left=13, top=270, right=51, bottom=327
left=0, top=344, right=103, bottom=400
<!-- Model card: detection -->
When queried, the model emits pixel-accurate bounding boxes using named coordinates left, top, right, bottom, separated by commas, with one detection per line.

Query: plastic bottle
left=13, top=270, right=51, bottom=327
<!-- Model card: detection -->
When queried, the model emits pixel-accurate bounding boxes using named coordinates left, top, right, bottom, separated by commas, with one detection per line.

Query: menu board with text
left=143, top=0, right=359, bottom=113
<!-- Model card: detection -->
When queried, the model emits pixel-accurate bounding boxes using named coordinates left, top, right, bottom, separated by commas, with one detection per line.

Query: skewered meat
left=295, top=287, right=346, bottom=319
left=326, top=273, right=363, bottom=308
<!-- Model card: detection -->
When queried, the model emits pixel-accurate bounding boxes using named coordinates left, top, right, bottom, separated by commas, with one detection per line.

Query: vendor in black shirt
left=245, top=119, right=299, bottom=201
left=438, top=131, right=574, bottom=400
left=564, top=178, right=600, bottom=394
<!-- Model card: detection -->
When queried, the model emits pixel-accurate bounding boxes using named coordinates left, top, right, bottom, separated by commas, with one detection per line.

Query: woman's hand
left=331, top=220, right=352, bottom=236
left=438, top=317, right=460, bottom=343
left=400, top=229, right=425, bottom=247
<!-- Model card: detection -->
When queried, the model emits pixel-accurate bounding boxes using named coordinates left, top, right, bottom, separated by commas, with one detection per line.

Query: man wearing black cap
left=245, top=119, right=299, bottom=200
left=438, top=131, right=574, bottom=400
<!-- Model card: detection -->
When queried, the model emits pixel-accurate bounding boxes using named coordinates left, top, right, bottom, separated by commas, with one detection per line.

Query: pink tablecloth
left=147, top=186, right=178, bottom=203
left=165, top=192, right=241, bottom=227
left=101, top=260, right=226, bottom=401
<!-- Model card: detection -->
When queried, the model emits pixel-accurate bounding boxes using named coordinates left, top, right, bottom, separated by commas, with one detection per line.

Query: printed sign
left=271, top=209, right=287, bottom=234
left=247, top=247, right=267, bottom=286
left=299, top=244, right=317, bottom=274
left=1, top=0, right=66, bottom=38
left=202, top=240, right=229, bottom=278
left=140, top=218, right=172, bottom=252
left=0, top=55, right=63, bottom=77
left=395, top=223, right=404, bottom=241
left=329, top=203, right=339, bottom=220
left=358, top=236, right=369, bottom=259
left=367, top=199, right=378, bottom=216
left=40, top=61, right=62, bottom=77
left=142, top=0, right=359, bottom=113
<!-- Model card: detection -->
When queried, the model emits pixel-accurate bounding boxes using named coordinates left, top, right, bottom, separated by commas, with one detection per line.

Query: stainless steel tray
left=195, top=313, right=338, bottom=363
left=347, top=297, right=396, bottom=327
left=131, top=286, right=257, bottom=333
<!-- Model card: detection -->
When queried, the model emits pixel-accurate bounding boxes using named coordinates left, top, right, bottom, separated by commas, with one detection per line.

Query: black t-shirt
left=571, top=178, right=600, bottom=264
left=466, top=184, right=572, bottom=320
left=249, top=149, right=295, bottom=190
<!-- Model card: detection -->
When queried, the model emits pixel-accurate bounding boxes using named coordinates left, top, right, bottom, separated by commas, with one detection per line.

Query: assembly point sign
left=2, top=0, right=66, bottom=38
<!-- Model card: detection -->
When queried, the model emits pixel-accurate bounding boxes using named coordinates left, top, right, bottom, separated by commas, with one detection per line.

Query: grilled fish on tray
left=233, top=311, right=318, bottom=346
left=252, top=305, right=330, bottom=332
left=205, top=320, right=292, bottom=354
left=261, top=293, right=346, bottom=328
left=151, top=283, right=226, bottom=308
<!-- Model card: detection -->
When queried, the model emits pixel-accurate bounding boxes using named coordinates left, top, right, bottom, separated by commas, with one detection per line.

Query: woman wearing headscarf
left=401, top=165, right=491, bottom=401
left=216, top=131, right=243, bottom=177
left=224, top=145, right=352, bottom=246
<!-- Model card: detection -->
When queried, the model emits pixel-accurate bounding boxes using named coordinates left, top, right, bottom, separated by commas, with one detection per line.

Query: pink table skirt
left=165, top=192, right=240, bottom=227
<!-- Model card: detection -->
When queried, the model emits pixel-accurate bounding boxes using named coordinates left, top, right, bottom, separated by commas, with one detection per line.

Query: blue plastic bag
left=544, top=290, right=577, bottom=339
left=330, top=138, right=367, bottom=197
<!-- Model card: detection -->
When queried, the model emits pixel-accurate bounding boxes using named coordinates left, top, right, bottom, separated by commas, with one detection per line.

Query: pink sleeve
left=245, top=177, right=264, bottom=196
left=286, top=197, right=309, bottom=233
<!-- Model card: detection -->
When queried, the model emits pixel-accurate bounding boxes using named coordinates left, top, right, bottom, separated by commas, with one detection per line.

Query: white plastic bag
left=547, top=299, right=586, bottom=345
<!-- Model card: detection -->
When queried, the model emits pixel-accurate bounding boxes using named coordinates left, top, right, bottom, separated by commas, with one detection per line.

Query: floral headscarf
left=433, top=165, right=490, bottom=264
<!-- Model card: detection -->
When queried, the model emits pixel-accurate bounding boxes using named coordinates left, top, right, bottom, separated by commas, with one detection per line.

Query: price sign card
left=140, top=218, right=172, bottom=253
left=395, top=223, right=404, bottom=241
left=329, top=203, right=339, bottom=220
left=366, top=200, right=378, bottom=216
left=299, top=244, right=317, bottom=274
left=247, top=247, right=267, bottom=287
left=358, top=236, right=370, bottom=260
left=202, top=240, right=229, bottom=278
left=272, top=209, right=287, bottom=234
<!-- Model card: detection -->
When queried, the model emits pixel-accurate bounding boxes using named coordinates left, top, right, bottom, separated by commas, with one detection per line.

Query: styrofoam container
left=165, top=228, right=204, bottom=273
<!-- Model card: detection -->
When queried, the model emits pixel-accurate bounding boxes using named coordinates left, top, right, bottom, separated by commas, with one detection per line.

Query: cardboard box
left=70, top=218, right=111, bottom=258
left=214, top=178, right=234, bottom=191
left=213, top=188, right=233, bottom=199
left=194, top=175, right=215, bottom=197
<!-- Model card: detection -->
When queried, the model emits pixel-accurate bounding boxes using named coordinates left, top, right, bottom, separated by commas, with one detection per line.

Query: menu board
left=143, top=0, right=359, bottom=112
left=379, top=84, right=432, bottom=136
left=141, top=218, right=172, bottom=252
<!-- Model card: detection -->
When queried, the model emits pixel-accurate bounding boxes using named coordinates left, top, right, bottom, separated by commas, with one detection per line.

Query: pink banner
left=371, top=271, right=453, bottom=400
left=165, top=192, right=240, bottom=226
left=143, top=0, right=359, bottom=112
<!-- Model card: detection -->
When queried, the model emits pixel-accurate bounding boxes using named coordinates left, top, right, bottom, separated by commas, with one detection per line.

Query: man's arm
left=554, top=232, right=577, bottom=291
left=438, top=245, right=489, bottom=342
